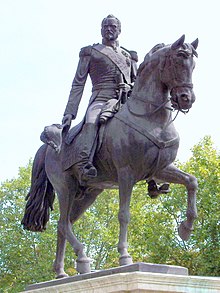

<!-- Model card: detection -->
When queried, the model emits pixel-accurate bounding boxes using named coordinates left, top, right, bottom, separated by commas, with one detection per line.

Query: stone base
left=23, top=262, right=220, bottom=293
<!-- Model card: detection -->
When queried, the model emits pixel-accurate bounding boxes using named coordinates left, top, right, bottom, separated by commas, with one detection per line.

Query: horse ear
left=191, top=38, right=199, bottom=50
left=171, top=35, right=185, bottom=50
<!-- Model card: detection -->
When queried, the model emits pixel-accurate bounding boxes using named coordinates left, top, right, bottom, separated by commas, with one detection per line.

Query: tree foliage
left=0, top=136, right=219, bottom=292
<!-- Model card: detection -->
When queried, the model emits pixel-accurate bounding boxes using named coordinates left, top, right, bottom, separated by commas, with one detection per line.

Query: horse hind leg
left=53, top=229, right=68, bottom=278
left=45, top=147, right=91, bottom=275
left=69, top=187, right=103, bottom=273
left=154, top=163, right=198, bottom=241
left=52, top=176, right=92, bottom=276
left=70, top=187, right=103, bottom=223
left=57, top=197, right=91, bottom=274
left=60, top=216, right=91, bottom=275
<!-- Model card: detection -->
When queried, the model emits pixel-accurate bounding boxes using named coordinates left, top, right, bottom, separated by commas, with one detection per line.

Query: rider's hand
left=62, top=114, right=73, bottom=126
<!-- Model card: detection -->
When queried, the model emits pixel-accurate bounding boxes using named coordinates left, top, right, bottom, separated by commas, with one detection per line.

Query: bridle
left=128, top=47, right=195, bottom=117
left=159, top=50, right=195, bottom=113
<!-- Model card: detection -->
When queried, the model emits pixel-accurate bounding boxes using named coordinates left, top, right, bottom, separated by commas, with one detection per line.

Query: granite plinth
left=25, top=262, right=188, bottom=291
left=23, top=262, right=220, bottom=293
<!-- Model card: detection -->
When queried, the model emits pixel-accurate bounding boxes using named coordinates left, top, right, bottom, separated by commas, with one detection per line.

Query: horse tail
left=21, top=144, right=55, bottom=232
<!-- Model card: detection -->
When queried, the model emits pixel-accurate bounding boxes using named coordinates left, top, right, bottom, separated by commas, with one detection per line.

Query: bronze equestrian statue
left=41, top=14, right=166, bottom=196
left=22, top=15, right=199, bottom=278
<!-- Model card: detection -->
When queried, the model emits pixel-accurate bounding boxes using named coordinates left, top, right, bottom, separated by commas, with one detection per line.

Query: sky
left=1, top=0, right=220, bottom=183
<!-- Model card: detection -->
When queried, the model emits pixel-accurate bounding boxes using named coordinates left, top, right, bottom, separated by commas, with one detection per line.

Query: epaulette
left=129, top=50, right=138, bottom=62
left=121, top=46, right=138, bottom=62
left=79, top=45, right=92, bottom=57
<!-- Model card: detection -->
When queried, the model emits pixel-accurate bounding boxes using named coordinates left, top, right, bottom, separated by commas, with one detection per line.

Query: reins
left=127, top=94, right=171, bottom=116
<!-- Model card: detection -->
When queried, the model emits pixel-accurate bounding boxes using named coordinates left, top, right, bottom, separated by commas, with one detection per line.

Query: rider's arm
left=63, top=46, right=92, bottom=122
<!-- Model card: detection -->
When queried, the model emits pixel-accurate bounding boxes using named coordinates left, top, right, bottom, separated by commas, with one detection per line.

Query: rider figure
left=62, top=14, right=138, bottom=183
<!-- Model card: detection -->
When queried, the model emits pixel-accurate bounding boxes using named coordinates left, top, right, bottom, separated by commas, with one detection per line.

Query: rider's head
left=101, top=15, right=121, bottom=41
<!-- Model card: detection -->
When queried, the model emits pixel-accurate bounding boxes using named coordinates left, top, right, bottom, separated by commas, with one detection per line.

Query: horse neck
left=128, top=68, right=172, bottom=125
left=132, top=68, right=167, bottom=104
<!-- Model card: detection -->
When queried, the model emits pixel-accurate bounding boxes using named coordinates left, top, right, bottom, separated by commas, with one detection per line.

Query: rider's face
left=101, top=18, right=120, bottom=41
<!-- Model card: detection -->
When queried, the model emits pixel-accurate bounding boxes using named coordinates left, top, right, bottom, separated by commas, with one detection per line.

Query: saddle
left=40, top=120, right=106, bottom=171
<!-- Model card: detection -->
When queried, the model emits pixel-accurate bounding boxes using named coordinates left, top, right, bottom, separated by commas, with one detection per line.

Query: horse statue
left=22, top=35, right=199, bottom=278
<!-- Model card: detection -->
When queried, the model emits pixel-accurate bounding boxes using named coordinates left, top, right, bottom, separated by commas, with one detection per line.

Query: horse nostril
left=181, top=94, right=189, bottom=102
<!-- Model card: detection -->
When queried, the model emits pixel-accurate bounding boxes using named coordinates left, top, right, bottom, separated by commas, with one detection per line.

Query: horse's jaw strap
left=129, top=95, right=171, bottom=115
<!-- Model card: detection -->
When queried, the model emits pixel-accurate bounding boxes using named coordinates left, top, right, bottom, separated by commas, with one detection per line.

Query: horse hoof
left=178, top=221, right=193, bottom=241
left=76, top=258, right=91, bottom=274
left=56, top=273, right=69, bottom=279
left=119, top=255, right=133, bottom=266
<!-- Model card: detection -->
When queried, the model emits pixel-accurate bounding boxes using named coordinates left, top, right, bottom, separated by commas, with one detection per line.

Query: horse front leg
left=46, top=150, right=91, bottom=275
left=118, top=166, right=134, bottom=266
left=154, top=163, right=198, bottom=241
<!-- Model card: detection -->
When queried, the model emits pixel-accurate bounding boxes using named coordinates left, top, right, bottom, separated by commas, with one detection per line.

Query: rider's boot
left=76, top=123, right=98, bottom=184
left=147, top=179, right=170, bottom=198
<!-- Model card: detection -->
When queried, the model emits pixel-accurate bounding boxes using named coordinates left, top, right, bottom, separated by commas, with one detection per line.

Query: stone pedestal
left=23, top=262, right=220, bottom=293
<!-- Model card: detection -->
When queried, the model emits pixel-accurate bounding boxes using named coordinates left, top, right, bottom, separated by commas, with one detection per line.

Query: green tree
left=148, top=136, right=220, bottom=275
left=1, top=136, right=220, bottom=292
left=182, top=136, right=220, bottom=275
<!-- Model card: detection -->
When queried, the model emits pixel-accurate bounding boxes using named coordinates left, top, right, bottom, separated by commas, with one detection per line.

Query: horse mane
left=137, top=43, right=166, bottom=76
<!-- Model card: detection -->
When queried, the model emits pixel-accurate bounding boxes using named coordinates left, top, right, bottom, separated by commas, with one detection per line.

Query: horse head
left=159, top=35, right=198, bottom=112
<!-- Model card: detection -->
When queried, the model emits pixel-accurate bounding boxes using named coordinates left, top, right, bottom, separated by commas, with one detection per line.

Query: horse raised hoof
left=119, top=255, right=133, bottom=266
left=76, top=257, right=92, bottom=274
left=178, top=221, right=193, bottom=241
